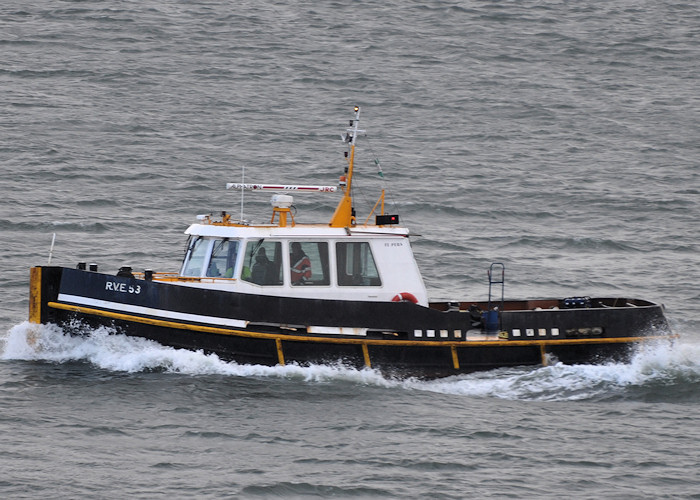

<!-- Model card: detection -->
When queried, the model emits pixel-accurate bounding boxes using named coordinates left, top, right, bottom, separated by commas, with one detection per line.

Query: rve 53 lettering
left=105, top=281, right=141, bottom=294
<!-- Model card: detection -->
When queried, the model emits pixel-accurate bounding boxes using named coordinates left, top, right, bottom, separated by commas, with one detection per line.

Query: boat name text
left=105, top=282, right=141, bottom=294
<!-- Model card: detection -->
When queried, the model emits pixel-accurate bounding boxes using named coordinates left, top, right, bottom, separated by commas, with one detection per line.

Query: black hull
left=29, top=267, right=675, bottom=378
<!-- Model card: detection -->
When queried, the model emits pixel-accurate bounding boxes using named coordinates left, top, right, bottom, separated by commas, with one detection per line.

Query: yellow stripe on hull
left=47, top=301, right=677, bottom=348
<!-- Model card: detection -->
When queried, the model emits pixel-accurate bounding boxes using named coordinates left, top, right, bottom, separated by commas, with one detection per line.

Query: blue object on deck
left=483, top=310, right=499, bottom=333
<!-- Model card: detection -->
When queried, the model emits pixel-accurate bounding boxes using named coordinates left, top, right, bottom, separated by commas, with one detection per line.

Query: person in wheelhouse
left=290, top=242, right=312, bottom=285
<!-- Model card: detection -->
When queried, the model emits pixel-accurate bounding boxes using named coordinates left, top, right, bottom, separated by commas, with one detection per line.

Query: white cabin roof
left=185, top=223, right=410, bottom=239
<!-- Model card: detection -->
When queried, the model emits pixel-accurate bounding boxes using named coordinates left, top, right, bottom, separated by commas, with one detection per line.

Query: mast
left=329, top=106, right=363, bottom=227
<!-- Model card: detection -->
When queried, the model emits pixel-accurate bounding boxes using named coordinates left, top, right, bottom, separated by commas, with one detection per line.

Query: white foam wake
left=0, top=322, right=397, bottom=386
left=409, top=338, right=700, bottom=401
left=3, top=322, right=698, bottom=401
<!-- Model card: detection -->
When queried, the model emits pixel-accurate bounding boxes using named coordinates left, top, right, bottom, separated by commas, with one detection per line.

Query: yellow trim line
left=47, top=301, right=678, bottom=347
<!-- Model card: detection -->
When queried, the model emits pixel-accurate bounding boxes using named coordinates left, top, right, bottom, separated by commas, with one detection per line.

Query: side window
left=206, top=239, right=239, bottom=278
left=241, top=240, right=282, bottom=285
left=289, top=242, right=329, bottom=286
left=181, top=237, right=210, bottom=277
left=336, top=242, right=382, bottom=286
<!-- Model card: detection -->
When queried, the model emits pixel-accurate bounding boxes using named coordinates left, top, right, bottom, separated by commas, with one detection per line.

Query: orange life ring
left=392, top=292, right=418, bottom=304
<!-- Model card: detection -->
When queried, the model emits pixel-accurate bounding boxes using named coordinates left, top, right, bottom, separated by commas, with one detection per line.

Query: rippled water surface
left=1, top=1, right=699, bottom=498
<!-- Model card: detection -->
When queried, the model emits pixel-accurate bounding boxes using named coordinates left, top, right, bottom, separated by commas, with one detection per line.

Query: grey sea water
left=1, top=1, right=699, bottom=498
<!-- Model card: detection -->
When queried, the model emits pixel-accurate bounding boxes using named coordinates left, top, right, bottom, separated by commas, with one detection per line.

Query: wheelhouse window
left=336, top=241, right=381, bottom=286
left=289, top=242, right=330, bottom=286
left=241, top=239, right=283, bottom=285
left=206, top=239, right=239, bottom=278
left=181, top=237, right=210, bottom=277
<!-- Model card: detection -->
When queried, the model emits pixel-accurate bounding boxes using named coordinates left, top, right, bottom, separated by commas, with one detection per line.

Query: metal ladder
left=485, top=263, right=505, bottom=333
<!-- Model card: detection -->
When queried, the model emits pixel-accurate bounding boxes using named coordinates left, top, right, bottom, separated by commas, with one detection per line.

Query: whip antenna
left=240, top=165, right=245, bottom=222
left=48, top=233, right=56, bottom=265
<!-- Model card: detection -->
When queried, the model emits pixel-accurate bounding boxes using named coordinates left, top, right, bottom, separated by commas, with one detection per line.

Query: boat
left=28, top=107, right=675, bottom=378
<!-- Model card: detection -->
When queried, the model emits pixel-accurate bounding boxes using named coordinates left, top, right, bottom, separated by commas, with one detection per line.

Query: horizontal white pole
left=226, top=183, right=337, bottom=192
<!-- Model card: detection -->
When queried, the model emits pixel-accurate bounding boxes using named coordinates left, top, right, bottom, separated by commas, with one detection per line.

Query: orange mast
left=329, top=106, right=362, bottom=227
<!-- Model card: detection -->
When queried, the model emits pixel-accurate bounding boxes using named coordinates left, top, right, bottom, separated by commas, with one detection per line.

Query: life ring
left=392, top=292, right=418, bottom=304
